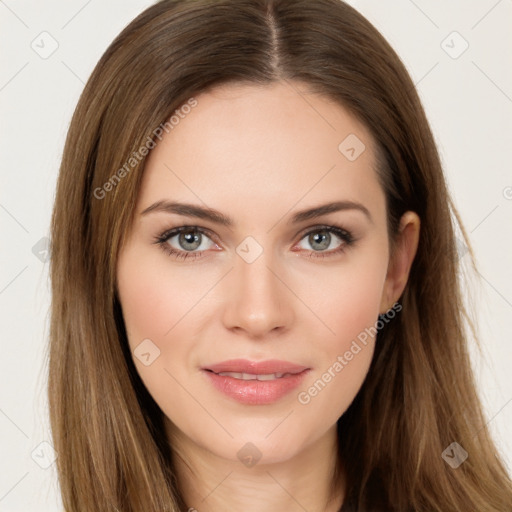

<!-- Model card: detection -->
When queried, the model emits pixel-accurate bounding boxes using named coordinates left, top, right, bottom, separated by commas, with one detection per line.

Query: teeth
left=216, top=372, right=290, bottom=380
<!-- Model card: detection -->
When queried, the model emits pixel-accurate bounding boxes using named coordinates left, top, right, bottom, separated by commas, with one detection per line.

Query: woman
left=48, top=0, right=512, bottom=510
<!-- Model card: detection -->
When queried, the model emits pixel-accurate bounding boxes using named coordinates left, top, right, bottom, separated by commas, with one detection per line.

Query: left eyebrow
left=139, top=199, right=373, bottom=226
left=289, top=200, right=373, bottom=224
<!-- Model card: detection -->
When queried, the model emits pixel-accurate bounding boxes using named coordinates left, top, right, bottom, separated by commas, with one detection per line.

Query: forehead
left=136, top=81, right=384, bottom=227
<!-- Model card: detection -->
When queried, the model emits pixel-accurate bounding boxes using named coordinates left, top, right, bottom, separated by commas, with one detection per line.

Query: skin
left=116, top=80, right=420, bottom=512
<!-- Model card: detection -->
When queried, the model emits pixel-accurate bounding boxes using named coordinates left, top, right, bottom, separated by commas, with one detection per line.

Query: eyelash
left=153, top=224, right=356, bottom=261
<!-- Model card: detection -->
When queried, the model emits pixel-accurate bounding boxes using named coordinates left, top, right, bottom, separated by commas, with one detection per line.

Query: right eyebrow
left=140, top=200, right=234, bottom=227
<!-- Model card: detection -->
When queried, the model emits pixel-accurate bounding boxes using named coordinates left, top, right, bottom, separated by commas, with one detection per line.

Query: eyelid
left=154, top=223, right=356, bottom=260
left=156, top=223, right=352, bottom=244
left=295, top=223, right=353, bottom=240
left=156, top=225, right=221, bottom=246
left=291, top=224, right=355, bottom=253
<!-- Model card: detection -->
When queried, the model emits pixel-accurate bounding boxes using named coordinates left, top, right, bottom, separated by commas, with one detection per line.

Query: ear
left=379, top=211, right=420, bottom=314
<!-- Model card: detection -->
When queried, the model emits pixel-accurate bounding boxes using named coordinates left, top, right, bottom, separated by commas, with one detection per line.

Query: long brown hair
left=48, top=0, right=512, bottom=510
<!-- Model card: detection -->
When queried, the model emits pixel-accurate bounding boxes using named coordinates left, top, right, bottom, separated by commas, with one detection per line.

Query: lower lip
left=203, top=370, right=310, bottom=405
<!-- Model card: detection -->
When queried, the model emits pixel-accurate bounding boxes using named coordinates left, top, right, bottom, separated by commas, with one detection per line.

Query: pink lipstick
left=202, top=359, right=310, bottom=405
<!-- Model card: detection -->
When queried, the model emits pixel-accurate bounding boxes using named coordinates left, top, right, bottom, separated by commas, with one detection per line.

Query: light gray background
left=1, top=1, right=511, bottom=510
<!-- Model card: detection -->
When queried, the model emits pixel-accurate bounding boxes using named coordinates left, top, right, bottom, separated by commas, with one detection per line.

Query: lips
left=203, top=359, right=309, bottom=376
left=202, top=359, right=310, bottom=405
left=213, top=371, right=294, bottom=381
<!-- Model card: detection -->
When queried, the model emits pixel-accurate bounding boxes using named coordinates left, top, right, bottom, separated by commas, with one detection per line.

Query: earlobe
left=379, top=211, right=420, bottom=314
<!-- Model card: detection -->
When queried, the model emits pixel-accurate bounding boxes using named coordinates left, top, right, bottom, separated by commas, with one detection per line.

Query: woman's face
left=116, top=81, right=401, bottom=465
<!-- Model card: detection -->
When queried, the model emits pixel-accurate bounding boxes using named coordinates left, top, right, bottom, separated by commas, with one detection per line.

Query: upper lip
left=203, top=359, right=309, bottom=375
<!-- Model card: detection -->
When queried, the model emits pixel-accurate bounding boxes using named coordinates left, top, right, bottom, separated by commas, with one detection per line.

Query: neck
left=166, top=422, right=345, bottom=512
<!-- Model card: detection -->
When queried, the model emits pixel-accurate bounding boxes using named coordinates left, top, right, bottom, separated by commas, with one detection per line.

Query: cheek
left=117, top=272, right=172, bottom=346
left=294, top=243, right=388, bottom=415
left=117, top=249, right=214, bottom=345
left=116, top=248, right=225, bottom=401
left=301, top=241, right=389, bottom=349
left=116, top=251, right=207, bottom=419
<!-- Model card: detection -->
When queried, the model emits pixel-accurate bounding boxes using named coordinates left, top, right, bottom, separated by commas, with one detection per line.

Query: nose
left=221, top=248, right=295, bottom=339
